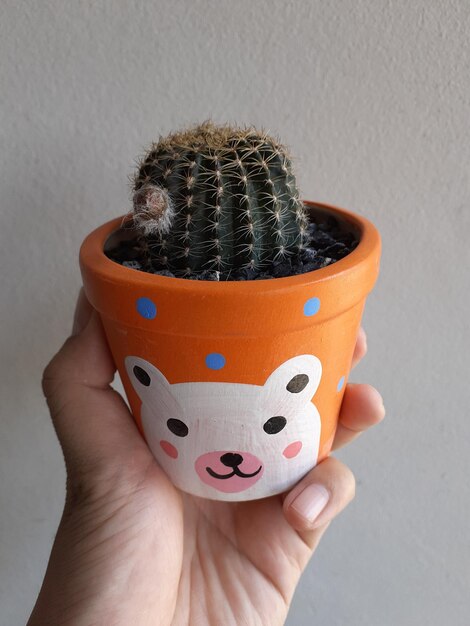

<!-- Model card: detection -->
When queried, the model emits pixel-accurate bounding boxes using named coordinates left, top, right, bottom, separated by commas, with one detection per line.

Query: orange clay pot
left=79, top=202, right=381, bottom=501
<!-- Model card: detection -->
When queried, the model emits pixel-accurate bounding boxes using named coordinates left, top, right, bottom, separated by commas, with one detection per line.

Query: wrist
left=27, top=499, right=174, bottom=626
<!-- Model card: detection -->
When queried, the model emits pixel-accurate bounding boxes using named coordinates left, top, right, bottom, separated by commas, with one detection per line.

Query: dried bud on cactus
left=130, top=120, right=310, bottom=276
left=132, top=183, right=175, bottom=236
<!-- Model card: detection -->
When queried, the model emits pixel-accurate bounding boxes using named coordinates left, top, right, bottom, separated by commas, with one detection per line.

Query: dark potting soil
left=105, top=215, right=359, bottom=281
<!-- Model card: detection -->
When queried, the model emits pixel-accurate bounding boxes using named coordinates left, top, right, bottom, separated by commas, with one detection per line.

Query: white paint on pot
left=125, top=354, right=322, bottom=501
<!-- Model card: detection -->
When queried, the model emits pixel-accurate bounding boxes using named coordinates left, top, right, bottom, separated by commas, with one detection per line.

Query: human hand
left=28, top=289, right=385, bottom=626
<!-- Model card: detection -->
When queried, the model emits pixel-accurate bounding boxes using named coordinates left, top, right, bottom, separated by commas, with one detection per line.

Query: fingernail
left=72, top=289, right=93, bottom=335
left=370, top=387, right=385, bottom=415
left=290, top=484, right=330, bottom=524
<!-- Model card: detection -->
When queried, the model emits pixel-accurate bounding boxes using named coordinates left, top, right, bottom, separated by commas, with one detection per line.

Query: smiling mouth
left=205, top=465, right=263, bottom=480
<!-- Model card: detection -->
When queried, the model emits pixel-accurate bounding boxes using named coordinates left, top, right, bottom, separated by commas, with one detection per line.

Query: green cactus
left=131, top=121, right=310, bottom=276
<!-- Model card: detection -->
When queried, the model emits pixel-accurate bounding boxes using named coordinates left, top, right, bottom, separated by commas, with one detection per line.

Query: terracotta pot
left=79, top=202, right=381, bottom=501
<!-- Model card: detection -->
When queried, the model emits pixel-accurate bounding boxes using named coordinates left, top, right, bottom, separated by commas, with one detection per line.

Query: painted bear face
left=125, top=354, right=322, bottom=501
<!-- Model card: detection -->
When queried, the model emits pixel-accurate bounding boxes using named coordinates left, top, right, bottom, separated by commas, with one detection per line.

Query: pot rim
left=80, top=200, right=381, bottom=296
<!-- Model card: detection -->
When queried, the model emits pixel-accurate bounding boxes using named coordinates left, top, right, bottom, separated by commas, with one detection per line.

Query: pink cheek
left=283, top=441, right=302, bottom=459
left=160, top=440, right=178, bottom=459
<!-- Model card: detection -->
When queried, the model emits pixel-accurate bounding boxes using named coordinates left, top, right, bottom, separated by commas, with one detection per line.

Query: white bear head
left=125, top=354, right=322, bottom=501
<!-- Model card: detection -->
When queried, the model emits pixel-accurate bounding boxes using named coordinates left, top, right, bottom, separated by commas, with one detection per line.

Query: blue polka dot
left=337, top=376, right=345, bottom=392
left=136, top=297, right=157, bottom=320
left=304, top=297, right=321, bottom=317
left=205, top=353, right=226, bottom=370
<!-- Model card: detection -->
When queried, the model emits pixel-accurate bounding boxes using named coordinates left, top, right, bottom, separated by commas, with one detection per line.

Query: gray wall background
left=1, top=1, right=469, bottom=624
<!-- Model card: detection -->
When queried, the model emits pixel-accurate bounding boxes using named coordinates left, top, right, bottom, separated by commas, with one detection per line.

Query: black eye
left=167, top=418, right=189, bottom=437
left=263, top=416, right=287, bottom=434
left=133, top=365, right=151, bottom=386
left=286, top=374, right=309, bottom=393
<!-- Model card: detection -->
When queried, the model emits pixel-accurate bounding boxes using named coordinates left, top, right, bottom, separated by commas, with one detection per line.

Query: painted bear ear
left=263, top=354, right=322, bottom=401
left=124, top=356, right=171, bottom=402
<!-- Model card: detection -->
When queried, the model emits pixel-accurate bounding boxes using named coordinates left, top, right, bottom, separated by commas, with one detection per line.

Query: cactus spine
left=131, top=121, right=309, bottom=276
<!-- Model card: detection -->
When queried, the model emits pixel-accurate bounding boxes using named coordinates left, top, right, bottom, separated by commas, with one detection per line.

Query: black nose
left=220, top=452, right=243, bottom=468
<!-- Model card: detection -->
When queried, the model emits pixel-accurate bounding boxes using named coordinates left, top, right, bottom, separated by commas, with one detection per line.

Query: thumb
left=42, top=290, right=151, bottom=488
left=282, top=456, right=356, bottom=549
